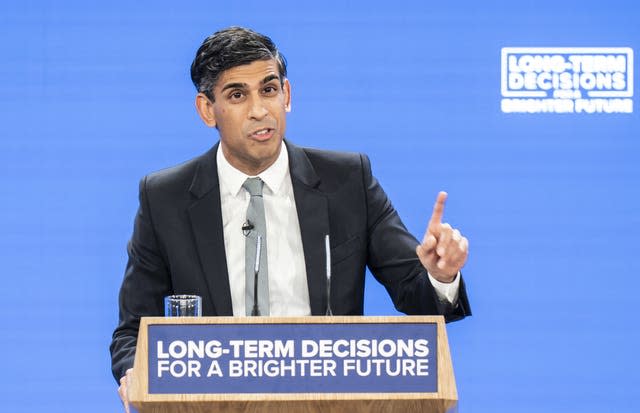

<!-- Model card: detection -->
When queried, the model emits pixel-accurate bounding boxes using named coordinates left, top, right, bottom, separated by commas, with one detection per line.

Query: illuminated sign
left=501, top=47, right=634, bottom=113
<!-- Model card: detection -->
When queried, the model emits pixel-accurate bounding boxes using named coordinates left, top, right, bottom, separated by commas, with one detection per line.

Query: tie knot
left=243, top=177, right=264, bottom=197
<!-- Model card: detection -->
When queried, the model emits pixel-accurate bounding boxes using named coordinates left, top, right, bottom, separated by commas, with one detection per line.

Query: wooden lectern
left=128, top=316, right=458, bottom=413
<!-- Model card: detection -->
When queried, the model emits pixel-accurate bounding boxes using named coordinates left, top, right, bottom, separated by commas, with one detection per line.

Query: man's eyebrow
left=261, top=74, right=280, bottom=84
left=220, top=82, right=247, bottom=93
left=219, top=75, right=279, bottom=93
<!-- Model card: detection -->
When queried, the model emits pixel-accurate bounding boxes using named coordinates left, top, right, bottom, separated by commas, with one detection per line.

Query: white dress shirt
left=217, top=144, right=311, bottom=316
left=216, top=144, right=459, bottom=316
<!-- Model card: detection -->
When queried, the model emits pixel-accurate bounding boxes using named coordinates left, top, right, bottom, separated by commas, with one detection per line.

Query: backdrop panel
left=1, top=1, right=638, bottom=412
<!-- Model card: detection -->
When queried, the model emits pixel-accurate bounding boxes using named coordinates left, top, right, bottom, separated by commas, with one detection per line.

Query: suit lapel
left=287, top=141, right=330, bottom=315
left=187, top=144, right=233, bottom=316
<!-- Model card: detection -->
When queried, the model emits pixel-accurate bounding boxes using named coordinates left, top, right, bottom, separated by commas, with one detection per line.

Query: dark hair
left=190, top=26, right=287, bottom=101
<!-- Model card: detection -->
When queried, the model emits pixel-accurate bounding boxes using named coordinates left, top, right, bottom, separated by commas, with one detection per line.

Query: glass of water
left=164, top=295, right=202, bottom=317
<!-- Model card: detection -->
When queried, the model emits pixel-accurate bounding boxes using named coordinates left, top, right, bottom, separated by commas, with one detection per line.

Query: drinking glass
left=164, top=295, right=202, bottom=317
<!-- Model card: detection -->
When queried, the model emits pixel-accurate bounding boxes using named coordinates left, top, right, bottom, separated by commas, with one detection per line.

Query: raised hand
left=416, top=191, right=469, bottom=283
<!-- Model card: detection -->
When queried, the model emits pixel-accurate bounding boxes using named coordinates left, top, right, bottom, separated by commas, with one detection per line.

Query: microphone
left=251, top=235, right=262, bottom=316
left=242, top=220, right=254, bottom=236
left=325, top=234, right=333, bottom=316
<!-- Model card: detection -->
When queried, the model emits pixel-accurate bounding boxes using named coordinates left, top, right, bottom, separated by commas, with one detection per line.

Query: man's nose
left=247, top=95, right=268, bottom=120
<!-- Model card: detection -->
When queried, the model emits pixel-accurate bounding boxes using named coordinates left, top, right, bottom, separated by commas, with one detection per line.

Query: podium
left=128, top=316, right=458, bottom=413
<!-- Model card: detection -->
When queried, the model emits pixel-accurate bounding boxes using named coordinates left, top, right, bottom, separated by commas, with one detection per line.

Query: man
left=111, top=26, right=471, bottom=410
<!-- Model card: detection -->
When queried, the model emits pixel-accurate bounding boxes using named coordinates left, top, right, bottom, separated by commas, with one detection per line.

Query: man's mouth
left=250, top=128, right=274, bottom=141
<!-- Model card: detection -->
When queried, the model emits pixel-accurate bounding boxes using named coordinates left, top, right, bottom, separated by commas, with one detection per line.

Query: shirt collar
left=217, top=142, right=289, bottom=197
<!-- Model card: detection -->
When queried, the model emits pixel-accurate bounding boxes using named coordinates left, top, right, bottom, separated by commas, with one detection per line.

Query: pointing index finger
left=428, top=191, right=448, bottom=231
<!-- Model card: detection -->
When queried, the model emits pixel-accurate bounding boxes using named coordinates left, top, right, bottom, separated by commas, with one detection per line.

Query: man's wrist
left=428, top=270, right=459, bottom=284
left=428, top=271, right=461, bottom=304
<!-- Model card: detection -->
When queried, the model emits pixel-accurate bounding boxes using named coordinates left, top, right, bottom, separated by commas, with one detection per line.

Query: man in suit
left=112, top=26, right=471, bottom=410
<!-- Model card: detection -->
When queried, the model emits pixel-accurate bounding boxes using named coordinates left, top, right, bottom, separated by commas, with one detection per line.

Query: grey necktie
left=243, top=177, right=269, bottom=316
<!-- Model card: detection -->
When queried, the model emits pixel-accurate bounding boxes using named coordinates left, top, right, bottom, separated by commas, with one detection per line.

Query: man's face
left=196, top=59, right=291, bottom=175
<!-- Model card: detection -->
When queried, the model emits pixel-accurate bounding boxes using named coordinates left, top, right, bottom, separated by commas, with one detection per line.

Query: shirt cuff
left=427, top=271, right=460, bottom=304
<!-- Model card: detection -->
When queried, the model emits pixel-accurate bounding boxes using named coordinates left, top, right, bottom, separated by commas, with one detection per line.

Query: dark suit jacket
left=110, top=140, right=471, bottom=381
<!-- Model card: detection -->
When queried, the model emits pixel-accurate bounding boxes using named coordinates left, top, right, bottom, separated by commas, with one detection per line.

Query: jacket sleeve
left=109, top=176, right=173, bottom=382
left=360, top=154, right=471, bottom=321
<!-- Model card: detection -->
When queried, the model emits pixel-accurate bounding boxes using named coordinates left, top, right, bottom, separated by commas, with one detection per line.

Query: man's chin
left=247, top=140, right=282, bottom=172
left=253, top=135, right=283, bottom=153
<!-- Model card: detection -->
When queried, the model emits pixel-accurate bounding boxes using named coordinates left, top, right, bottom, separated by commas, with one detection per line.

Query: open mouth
left=250, top=128, right=274, bottom=141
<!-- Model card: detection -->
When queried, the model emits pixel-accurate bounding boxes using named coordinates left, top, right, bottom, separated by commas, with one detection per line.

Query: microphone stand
left=325, top=234, right=333, bottom=316
left=251, top=235, right=262, bottom=316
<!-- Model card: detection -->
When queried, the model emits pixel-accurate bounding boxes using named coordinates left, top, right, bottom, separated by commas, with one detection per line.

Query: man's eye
left=229, top=91, right=244, bottom=100
left=263, top=86, right=278, bottom=95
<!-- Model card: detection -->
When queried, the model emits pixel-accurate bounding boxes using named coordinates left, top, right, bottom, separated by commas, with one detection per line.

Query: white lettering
left=275, top=340, right=295, bottom=358
left=414, top=339, right=429, bottom=357
left=229, top=360, right=242, bottom=377
left=206, top=361, right=223, bottom=377
left=157, top=341, right=169, bottom=359
left=301, top=340, right=318, bottom=357
left=416, top=359, right=430, bottom=376
left=168, top=341, right=187, bottom=359
left=157, top=360, right=170, bottom=377
left=205, top=340, right=222, bottom=358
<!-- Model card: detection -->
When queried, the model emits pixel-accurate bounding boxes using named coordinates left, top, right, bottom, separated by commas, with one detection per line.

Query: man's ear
left=283, top=78, right=292, bottom=113
left=195, top=92, right=217, bottom=127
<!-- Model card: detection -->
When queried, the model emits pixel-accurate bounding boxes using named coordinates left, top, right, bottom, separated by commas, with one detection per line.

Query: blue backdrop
left=1, top=1, right=638, bottom=412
